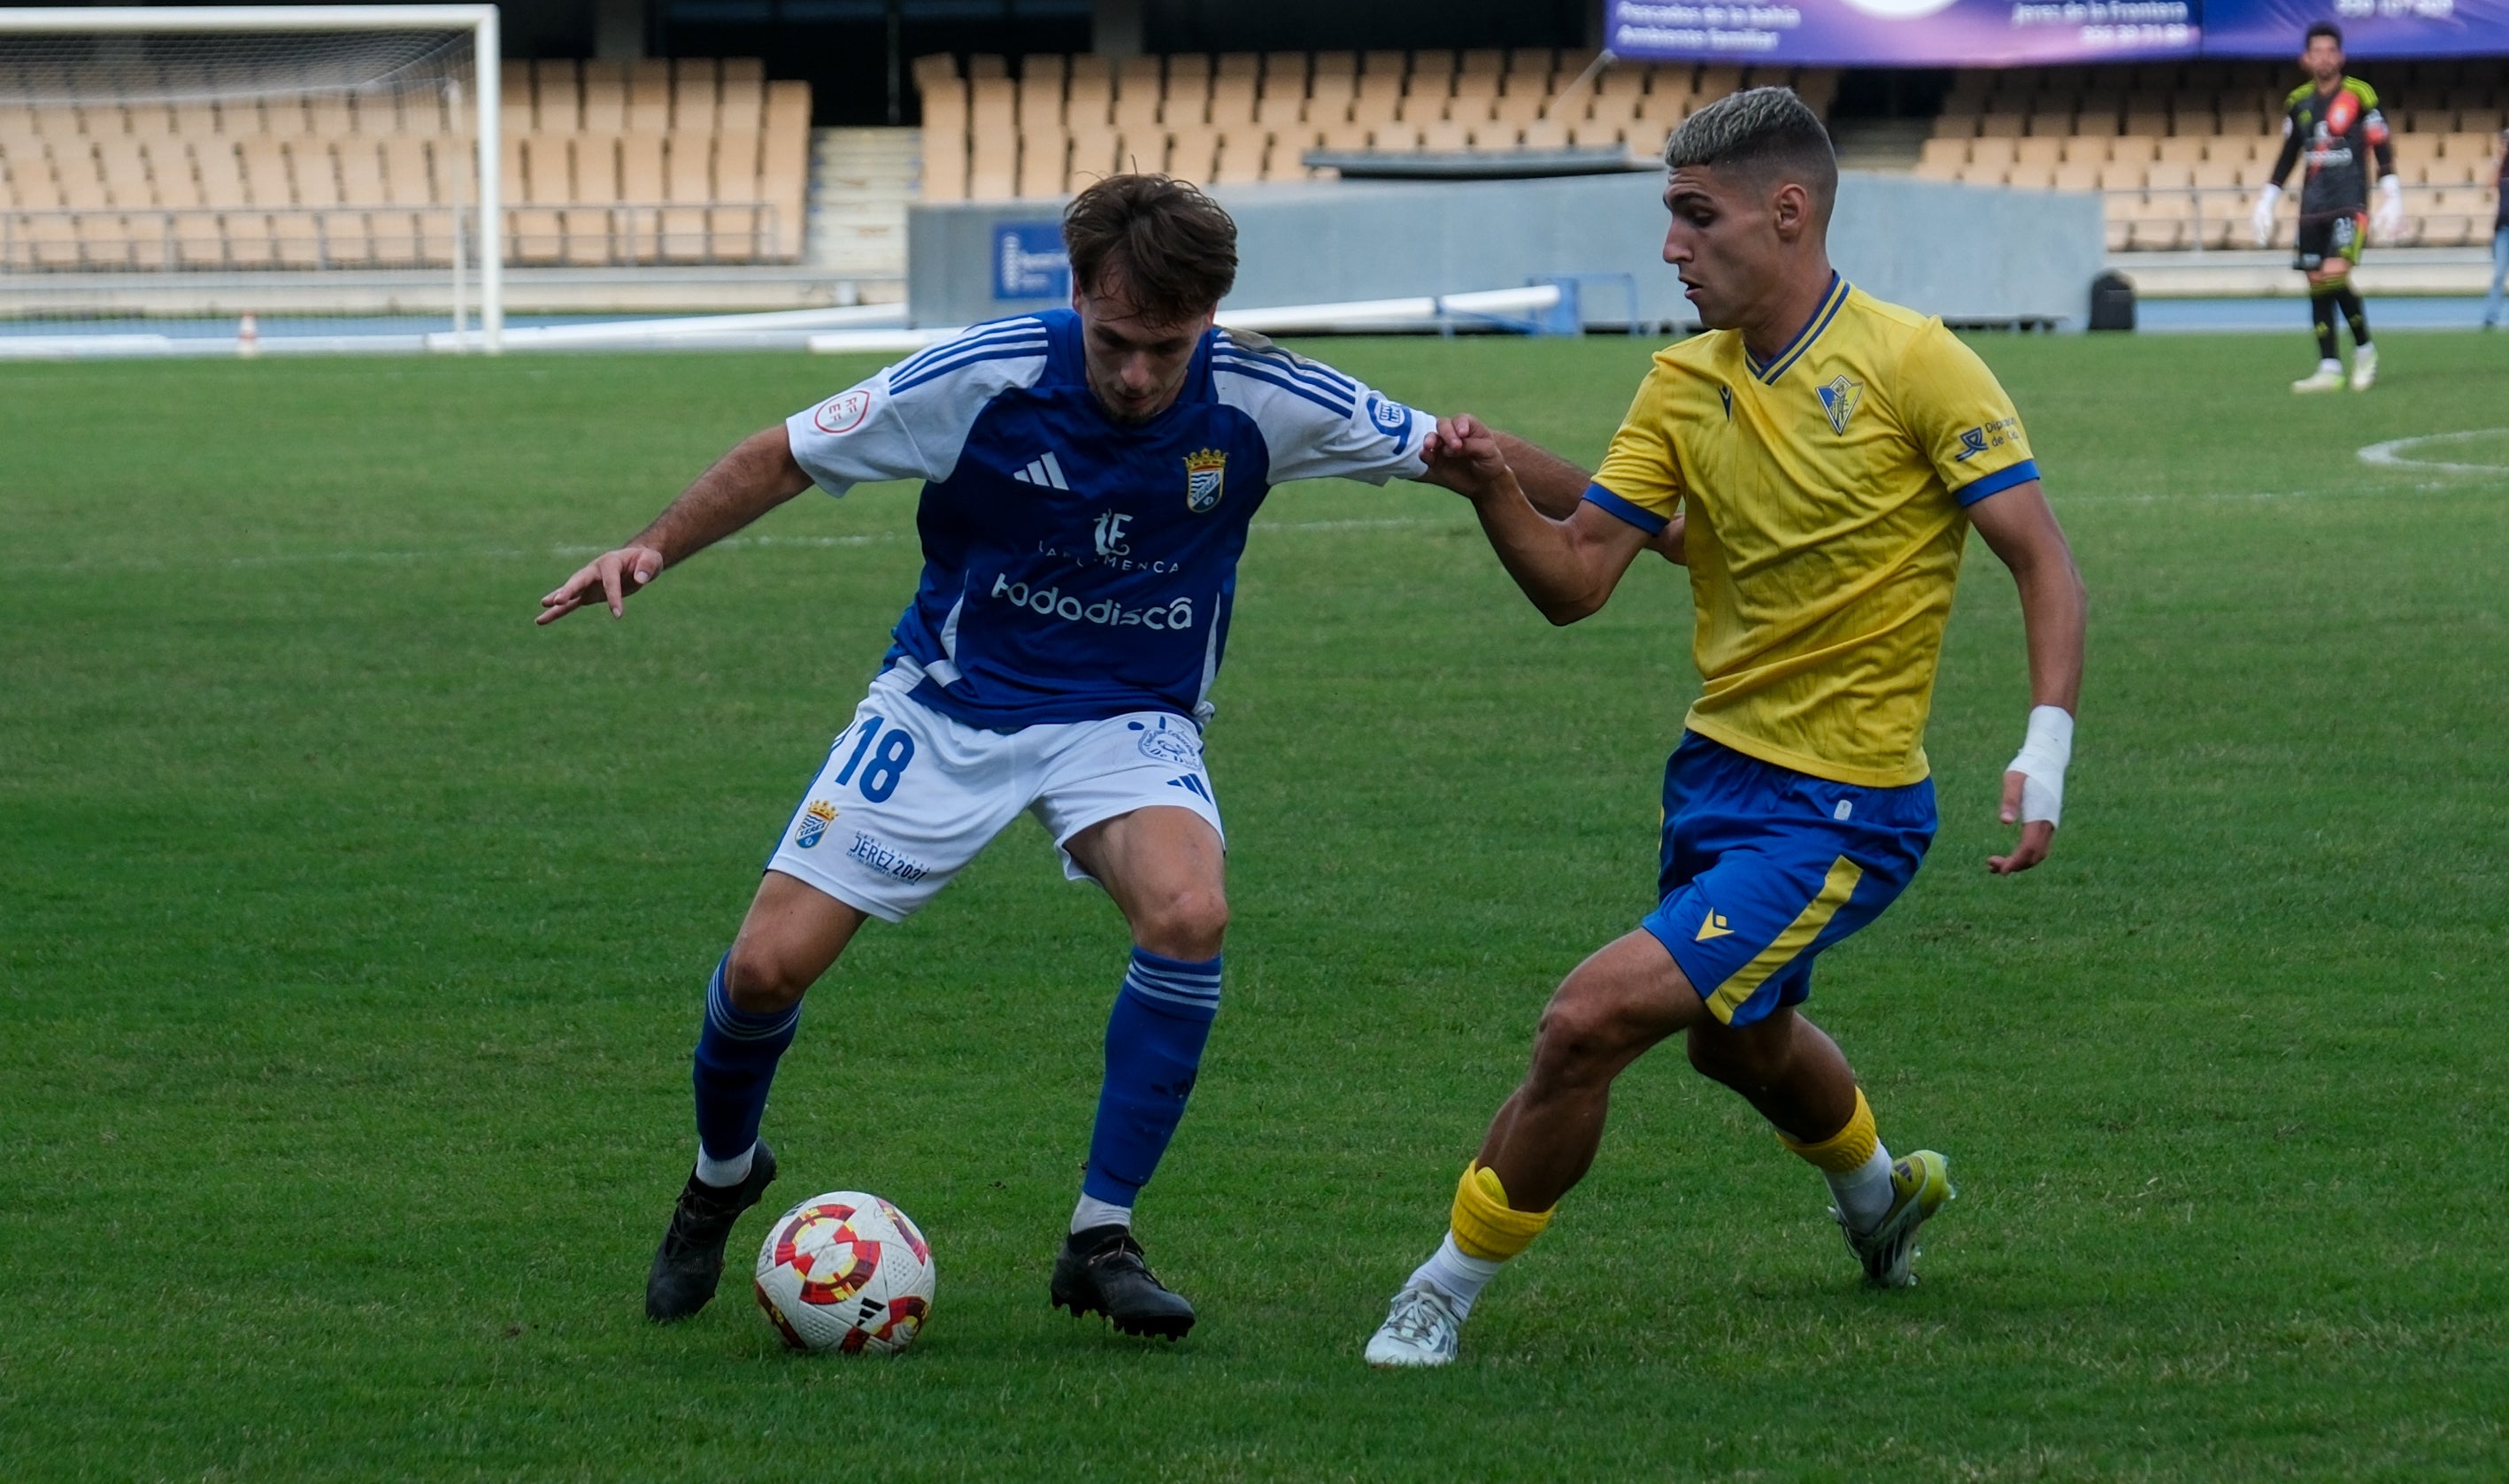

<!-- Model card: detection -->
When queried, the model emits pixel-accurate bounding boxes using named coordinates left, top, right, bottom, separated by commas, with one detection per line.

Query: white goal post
left=0, top=4, right=503, bottom=350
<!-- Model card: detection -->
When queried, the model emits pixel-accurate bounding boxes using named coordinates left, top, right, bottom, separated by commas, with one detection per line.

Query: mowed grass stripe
left=0, top=334, right=2502, bottom=1481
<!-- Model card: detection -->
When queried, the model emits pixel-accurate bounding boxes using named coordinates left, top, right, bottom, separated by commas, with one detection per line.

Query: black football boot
left=1050, top=1223, right=1197, bottom=1340
left=644, top=1141, right=779, bottom=1321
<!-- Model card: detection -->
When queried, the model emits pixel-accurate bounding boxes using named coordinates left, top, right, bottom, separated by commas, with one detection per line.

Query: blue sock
left=1081, top=950, right=1221, bottom=1208
left=690, top=957, right=800, bottom=1183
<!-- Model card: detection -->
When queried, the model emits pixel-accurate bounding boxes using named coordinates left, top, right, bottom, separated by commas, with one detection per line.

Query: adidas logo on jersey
left=1013, top=451, right=1071, bottom=490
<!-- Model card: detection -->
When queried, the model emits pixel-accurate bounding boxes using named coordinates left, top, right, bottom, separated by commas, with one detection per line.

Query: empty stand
left=0, top=58, right=808, bottom=270
left=913, top=50, right=1841, bottom=202
left=1919, top=60, right=2503, bottom=249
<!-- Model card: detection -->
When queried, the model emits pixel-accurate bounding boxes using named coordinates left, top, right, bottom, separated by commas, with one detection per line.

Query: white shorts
left=765, top=666, right=1225, bottom=922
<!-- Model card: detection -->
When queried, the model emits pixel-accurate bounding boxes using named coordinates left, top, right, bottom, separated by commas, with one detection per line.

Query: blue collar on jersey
left=1743, top=273, right=1851, bottom=386
left=1041, top=307, right=1225, bottom=427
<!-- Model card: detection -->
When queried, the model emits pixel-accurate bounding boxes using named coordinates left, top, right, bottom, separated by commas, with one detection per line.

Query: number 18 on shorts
left=766, top=670, right=1227, bottom=922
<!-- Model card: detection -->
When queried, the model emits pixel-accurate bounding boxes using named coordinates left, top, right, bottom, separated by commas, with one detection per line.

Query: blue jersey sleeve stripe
left=894, top=320, right=1035, bottom=378
left=888, top=340, right=1051, bottom=395
left=1211, top=360, right=1353, bottom=416
left=1219, top=334, right=1361, bottom=396
left=1953, top=458, right=2041, bottom=506
left=893, top=320, right=1043, bottom=381
left=1211, top=352, right=1357, bottom=411
left=893, top=319, right=1045, bottom=381
left=1251, top=349, right=1360, bottom=398
left=1212, top=347, right=1359, bottom=402
left=889, top=340, right=1050, bottom=394
left=1582, top=482, right=1669, bottom=534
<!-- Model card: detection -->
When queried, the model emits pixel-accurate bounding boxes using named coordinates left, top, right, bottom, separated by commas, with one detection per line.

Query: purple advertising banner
left=2202, top=0, right=2509, bottom=57
left=1606, top=0, right=2200, bottom=66
left=1608, top=0, right=2509, bottom=61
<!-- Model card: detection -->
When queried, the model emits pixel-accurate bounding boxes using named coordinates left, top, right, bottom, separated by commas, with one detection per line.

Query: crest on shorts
left=1129, top=717, right=1199, bottom=765
left=795, top=799, right=838, bottom=850
left=1183, top=448, right=1227, bottom=513
left=1817, top=375, right=1862, bottom=435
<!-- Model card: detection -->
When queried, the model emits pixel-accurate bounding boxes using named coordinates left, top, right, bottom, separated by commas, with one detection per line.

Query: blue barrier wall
left=906, top=170, right=2105, bottom=332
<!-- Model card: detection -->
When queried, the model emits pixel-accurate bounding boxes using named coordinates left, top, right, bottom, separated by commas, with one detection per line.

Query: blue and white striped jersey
left=785, top=309, right=1432, bottom=729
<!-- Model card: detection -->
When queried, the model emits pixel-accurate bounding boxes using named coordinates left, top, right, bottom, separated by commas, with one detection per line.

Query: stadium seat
left=1212, top=128, right=1265, bottom=185
left=512, top=135, right=567, bottom=264
left=1017, top=127, right=1068, bottom=198
left=1067, top=127, right=1117, bottom=191
left=1520, top=118, right=1569, bottom=151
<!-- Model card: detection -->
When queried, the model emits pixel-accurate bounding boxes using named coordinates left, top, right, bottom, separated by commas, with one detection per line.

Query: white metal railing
left=0, top=201, right=786, bottom=270
left=2076, top=181, right=2500, bottom=250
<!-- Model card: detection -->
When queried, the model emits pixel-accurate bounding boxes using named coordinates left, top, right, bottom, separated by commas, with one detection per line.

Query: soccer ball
left=753, top=1191, right=936, bottom=1355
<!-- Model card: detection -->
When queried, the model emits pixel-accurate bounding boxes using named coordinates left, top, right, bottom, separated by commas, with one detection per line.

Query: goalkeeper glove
left=2251, top=183, right=2282, bottom=246
left=2373, top=173, right=2405, bottom=239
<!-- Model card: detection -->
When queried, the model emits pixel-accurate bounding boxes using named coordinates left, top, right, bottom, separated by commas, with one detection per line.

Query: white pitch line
left=2056, top=481, right=2477, bottom=507
left=2357, top=428, right=2509, bottom=475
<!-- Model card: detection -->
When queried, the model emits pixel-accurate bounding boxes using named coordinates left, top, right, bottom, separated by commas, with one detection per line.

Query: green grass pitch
left=3, top=329, right=2505, bottom=1481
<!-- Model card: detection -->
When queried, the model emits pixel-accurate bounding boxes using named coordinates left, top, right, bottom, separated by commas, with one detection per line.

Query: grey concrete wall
left=906, top=170, right=2106, bottom=331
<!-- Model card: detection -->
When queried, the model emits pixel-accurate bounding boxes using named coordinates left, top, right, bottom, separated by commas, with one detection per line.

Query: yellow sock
left=1449, top=1163, right=1554, bottom=1261
left=1776, top=1088, right=1879, bottom=1173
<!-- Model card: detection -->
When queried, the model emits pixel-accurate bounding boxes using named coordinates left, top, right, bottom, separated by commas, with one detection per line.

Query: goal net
left=0, top=4, right=503, bottom=355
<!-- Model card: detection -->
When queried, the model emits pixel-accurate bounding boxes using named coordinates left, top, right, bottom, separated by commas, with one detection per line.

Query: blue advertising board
left=1607, top=0, right=2508, bottom=61
left=991, top=221, right=1069, bottom=301
left=2203, top=0, right=2509, bottom=57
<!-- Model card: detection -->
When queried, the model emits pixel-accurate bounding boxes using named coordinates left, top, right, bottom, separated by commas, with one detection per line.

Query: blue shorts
left=1641, top=733, right=1936, bottom=1027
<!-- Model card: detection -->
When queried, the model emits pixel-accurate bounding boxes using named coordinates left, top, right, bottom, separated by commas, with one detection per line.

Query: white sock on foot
left=1828, top=1144, right=1897, bottom=1233
left=694, top=1142, right=755, bottom=1189
left=1071, top=1194, right=1134, bottom=1234
left=1411, top=1232, right=1503, bottom=1318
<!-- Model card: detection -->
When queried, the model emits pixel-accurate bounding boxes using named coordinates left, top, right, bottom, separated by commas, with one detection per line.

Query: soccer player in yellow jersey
left=1368, top=87, right=2089, bottom=1367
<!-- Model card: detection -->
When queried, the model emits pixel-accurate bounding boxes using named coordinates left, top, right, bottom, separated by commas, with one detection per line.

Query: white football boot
left=1839, top=1150, right=1955, bottom=1288
left=2291, top=359, right=2345, bottom=393
left=1364, top=1281, right=1465, bottom=1368
left=2350, top=342, right=2379, bottom=390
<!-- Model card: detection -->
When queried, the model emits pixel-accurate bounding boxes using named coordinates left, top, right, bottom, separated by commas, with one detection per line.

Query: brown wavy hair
left=1062, top=173, right=1239, bottom=323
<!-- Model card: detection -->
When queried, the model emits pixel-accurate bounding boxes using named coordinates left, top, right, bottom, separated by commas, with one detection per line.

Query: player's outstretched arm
left=1425, top=415, right=1654, bottom=624
left=1967, top=481, right=2087, bottom=874
left=537, top=424, right=814, bottom=625
left=1489, top=431, right=1685, bottom=565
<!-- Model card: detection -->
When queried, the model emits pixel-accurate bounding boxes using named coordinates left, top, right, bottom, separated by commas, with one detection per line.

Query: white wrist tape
left=2006, top=705, right=2074, bottom=827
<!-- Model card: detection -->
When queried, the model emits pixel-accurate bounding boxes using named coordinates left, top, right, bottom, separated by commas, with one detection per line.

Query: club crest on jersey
left=795, top=800, right=838, bottom=849
left=2326, top=88, right=2359, bottom=135
left=1817, top=375, right=1862, bottom=434
left=1183, top=448, right=1228, bottom=513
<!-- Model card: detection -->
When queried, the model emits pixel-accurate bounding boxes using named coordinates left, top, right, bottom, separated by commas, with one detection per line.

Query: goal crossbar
left=0, top=4, right=504, bottom=350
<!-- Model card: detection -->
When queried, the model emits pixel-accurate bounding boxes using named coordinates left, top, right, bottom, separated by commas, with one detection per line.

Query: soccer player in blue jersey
left=540, top=174, right=1589, bottom=1340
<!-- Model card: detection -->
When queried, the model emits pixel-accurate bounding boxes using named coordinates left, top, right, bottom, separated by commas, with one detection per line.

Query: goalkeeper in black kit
left=2252, top=21, right=2400, bottom=392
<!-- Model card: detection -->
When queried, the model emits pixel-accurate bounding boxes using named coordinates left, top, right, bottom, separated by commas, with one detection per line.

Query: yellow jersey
left=1588, top=276, right=2038, bottom=788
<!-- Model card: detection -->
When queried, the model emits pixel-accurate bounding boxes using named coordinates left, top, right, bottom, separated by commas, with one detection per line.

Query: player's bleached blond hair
left=1665, top=86, right=1839, bottom=219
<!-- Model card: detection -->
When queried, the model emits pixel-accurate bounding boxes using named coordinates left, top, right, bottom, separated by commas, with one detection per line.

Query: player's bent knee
left=1528, top=992, right=1645, bottom=1093
left=722, top=942, right=817, bottom=1015
left=1132, top=886, right=1228, bottom=960
left=1685, top=1019, right=1790, bottom=1092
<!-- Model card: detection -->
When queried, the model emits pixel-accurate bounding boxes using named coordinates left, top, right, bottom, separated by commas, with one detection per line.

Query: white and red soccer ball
left=753, top=1191, right=936, bottom=1355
